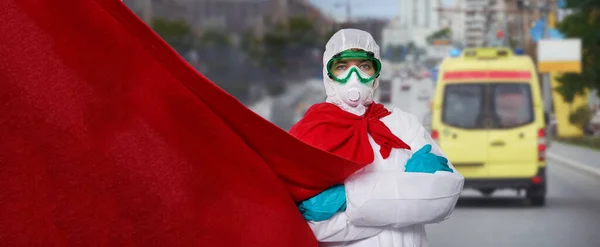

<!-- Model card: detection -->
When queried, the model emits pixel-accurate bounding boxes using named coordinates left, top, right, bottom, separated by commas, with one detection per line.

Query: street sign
left=530, top=18, right=564, bottom=42
left=537, top=39, right=582, bottom=73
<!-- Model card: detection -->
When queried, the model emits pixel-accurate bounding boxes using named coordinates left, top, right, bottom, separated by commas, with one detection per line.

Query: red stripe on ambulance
left=443, top=71, right=531, bottom=80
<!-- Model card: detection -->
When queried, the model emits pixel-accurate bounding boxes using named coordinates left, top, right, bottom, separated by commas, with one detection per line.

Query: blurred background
left=122, top=0, right=600, bottom=246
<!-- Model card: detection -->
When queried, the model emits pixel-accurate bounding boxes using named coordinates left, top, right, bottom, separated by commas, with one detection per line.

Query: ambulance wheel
left=529, top=196, right=546, bottom=206
left=527, top=188, right=546, bottom=207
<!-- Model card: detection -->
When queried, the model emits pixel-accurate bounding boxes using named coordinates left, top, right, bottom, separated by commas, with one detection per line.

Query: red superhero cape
left=0, top=0, right=367, bottom=246
left=289, top=102, right=411, bottom=165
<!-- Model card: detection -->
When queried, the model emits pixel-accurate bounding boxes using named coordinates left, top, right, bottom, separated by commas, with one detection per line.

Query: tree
left=198, top=29, right=232, bottom=48
left=151, top=18, right=193, bottom=51
left=426, top=28, right=452, bottom=44
left=241, top=17, right=327, bottom=96
left=569, top=105, right=592, bottom=132
left=288, top=17, right=321, bottom=47
left=555, top=0, right=600, bottom=102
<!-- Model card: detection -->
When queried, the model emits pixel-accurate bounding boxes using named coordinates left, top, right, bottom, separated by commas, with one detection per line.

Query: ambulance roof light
left=449, top=48, right=461, bottom=57
left=514, top=48, right=525, bottom=55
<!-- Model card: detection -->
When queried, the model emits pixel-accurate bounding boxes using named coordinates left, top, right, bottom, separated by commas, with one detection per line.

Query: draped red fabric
left=289, top=102, right=411, bottom=165
left=0, top=0, right=368, bottom=246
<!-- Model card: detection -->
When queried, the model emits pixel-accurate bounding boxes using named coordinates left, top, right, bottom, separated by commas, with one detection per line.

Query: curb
left=547, top=152, right=600, bottom=178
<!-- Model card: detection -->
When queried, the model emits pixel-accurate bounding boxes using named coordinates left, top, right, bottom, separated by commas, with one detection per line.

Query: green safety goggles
left=326, top=50, right=382, bottom=84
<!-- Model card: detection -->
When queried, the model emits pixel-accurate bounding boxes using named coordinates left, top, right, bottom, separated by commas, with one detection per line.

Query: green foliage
left=152, top=18, right=192, bottom=37
left=151, top=18, right=193, bottom=50
left=240, top=17, right=329, bottom=96
left=151, top=18, right=234, bottom=50
left=247, top=18, right=327, bottom=65
left=288, top=17, right=321, bottom=46
left=555, top=0, right=600, bottom=102
left=240, top=31, right=262, bottom=63
left=198, top=29, right=232, bottom=47
left=555, top=73, right=589, bottom=102
left=259, top=17, right=322, bottom=69
left=555, top=136, right=600, bottom=150
left=261, top=24, right=291, bottom=70
left=569, top=105, right=592, bottom=131
left=426, top=28, right=452, bottom=44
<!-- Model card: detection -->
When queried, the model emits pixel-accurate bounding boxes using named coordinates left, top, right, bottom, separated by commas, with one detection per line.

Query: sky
left=307, top=0, right=454, bottom=22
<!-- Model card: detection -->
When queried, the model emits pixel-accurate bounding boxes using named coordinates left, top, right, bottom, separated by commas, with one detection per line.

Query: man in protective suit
left=290, top=29, right=465, bottom=247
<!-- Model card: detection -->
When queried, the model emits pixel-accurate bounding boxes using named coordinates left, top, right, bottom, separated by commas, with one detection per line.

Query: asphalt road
left=427, top=159, right=600, bottom=247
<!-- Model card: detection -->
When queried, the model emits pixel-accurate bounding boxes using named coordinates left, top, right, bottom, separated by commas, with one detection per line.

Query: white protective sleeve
left=307, top=211, right=384, bottom=242
left=344, top=108, right=464, bottom=228
left=307, top=109, right=464, bottom=242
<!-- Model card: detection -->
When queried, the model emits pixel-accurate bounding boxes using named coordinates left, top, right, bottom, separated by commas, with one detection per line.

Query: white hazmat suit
left=308, top=29, right=465, bottom=247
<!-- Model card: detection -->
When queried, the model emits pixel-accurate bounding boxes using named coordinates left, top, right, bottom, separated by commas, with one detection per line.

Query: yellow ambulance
left=431, top=47, right=548, bottom=206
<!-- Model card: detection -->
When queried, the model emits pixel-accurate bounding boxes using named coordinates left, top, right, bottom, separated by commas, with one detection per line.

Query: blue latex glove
left=405, top=144, right=454, bottom=174
left=298, top=184, right=347, bottom=222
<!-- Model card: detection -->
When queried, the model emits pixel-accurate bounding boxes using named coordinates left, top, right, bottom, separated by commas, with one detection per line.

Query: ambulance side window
left=490, top=83, right=534, bottom=128
left=442, top=84, right=485, bottom=129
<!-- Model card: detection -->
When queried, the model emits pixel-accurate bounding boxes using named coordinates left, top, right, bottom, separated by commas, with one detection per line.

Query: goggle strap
left=331, top=50, right=376, bottom=59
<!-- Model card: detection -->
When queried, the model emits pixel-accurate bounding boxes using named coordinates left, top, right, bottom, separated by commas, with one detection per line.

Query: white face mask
left=327, top=65, right=375, bottom=116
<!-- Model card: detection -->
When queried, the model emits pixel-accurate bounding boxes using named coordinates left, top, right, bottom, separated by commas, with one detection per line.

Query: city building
left=382, top=0, right=443, bottom=48
left=462, top=0, right=488, bottom=47
left=337, top=18, right=388, bottom=46
left=439, top=0, right=512, bottom=47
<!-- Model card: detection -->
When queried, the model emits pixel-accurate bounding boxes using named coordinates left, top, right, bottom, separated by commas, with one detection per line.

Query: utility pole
left=483, top=6, right=497, bottom=46
left=540, top=0, right=557, bottom=114
left=333, top=0, right=352, bottom=23
left=141, top=0, right=153, bottom=27
left=346, top=0, right=351, bottom=23
left=517, top=9, right=524, bottom=48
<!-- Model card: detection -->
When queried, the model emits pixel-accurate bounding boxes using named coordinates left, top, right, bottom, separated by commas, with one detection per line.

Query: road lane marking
left=547, top=152, right=600, bottom=178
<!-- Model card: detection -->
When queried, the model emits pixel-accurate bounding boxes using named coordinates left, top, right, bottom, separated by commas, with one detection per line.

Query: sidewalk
left=547, top=141, right=600, bottom=176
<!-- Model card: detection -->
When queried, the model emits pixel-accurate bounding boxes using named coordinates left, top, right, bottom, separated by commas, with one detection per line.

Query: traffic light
left=496, top=30, right=505, bottom=39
